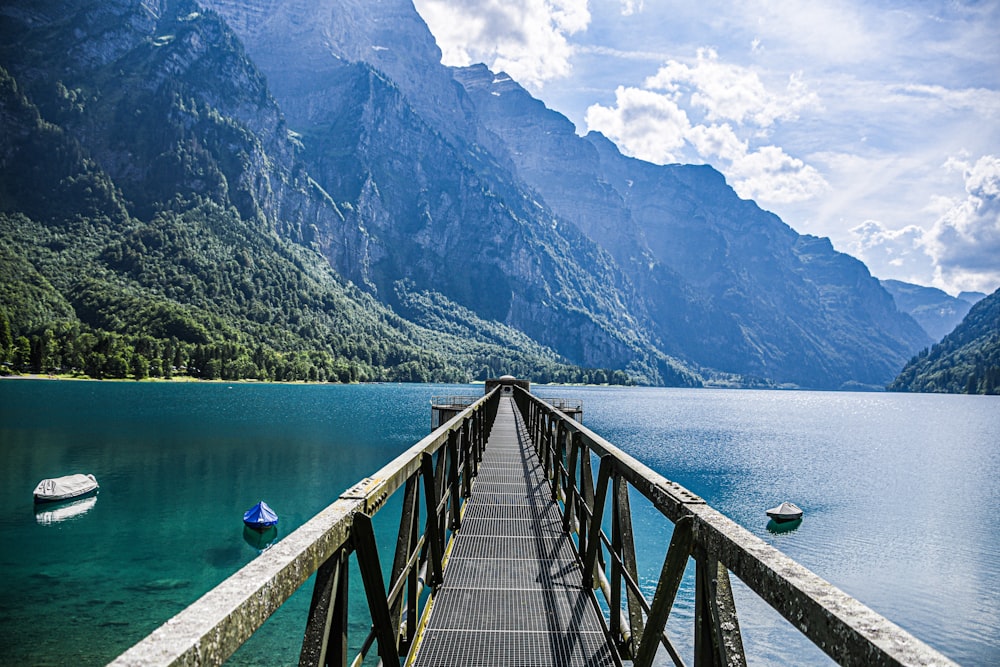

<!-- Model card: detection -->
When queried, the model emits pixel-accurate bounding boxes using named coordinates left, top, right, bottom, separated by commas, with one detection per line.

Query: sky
left=411, top=0, right=1000, bottom=296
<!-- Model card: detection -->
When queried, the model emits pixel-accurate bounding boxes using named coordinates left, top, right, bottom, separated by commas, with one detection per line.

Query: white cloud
left=848, top=155, right=1000, bottom=294
left=686, top=123, right=745, bottom=162
left=849, top=220, right=929, bottom=280
left=584, top=86, right=690, bottom=164
left=729, top=146, right=829, bottom=203
left=924, top=155, right=1000, bottom=292
left=644, top=48, right=820, bottom=128
left=585, top=50, right=827, bottom=203
left=619, top=0, right=644, bottom=16
left=412, top=0, right=589, bottom=88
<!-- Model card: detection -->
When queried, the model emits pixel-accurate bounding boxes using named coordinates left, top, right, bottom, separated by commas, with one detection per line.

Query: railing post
left=475, top=407, right=484, bottom=463
left=695, top=548, right=713, bottom=667
left=529, top=400, right=536, bottom=442
left=583, top=455, right=613, bottom=589
left=299, top=546, right=349, bottom=667
left=634, top=516, right=693, bottom=667
left=538, top=411, right=552, bottom=474
left=353, top=513, right=401, bottom=667
left=389, top=477, right=419, bottom=642
left=579, top=442, right=596, bottom=568
left=552, top=420, right=564, bottom=502
left=403, top=480, right=421, bottom=655
left=611, top=473, right=645, bottom=658
left=611, top=473, right=624, bottom=653
left=420, top=453, right=444, bottom=588
left=460, top=419, right=472, bottom=498
left=562, top=431, right=580, bottom=535
left=447, top=430, right=461, bottom=529
left=537, top=406, right=544, bottom=456
left=695, top=549, right=747, bottom=667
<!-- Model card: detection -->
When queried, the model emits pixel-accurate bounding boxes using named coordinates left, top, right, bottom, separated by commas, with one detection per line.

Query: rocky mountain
left=0, top=0, right=932, bottom=388
left=0, top=0, right=635, bottom=384
left=880, top=279, right=973, bottom=341
left=453, top=64, right=930, bottom=388
left=889, top=288, right=1000, bottom=394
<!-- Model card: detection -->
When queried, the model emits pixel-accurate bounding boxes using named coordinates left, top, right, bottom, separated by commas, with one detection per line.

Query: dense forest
left=888, top=288, right=1000, bottom=394
left=0, top=206, right=630, bottom=385
left=0, top=39, right=639, bottom=388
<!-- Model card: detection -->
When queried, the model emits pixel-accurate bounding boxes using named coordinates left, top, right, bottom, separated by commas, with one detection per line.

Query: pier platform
left=411, top=396, right=618, bottom=666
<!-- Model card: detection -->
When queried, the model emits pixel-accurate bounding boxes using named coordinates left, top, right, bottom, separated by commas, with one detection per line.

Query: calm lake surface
left=1, top=380, right=997, bottom=666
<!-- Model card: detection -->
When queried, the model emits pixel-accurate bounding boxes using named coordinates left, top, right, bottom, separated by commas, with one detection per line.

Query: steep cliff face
left=456, top=64, right=931, bottom=388
left=0, top=0, right=352, bottom=247
left=201, top=0, right=479, bottom=148
left=196, top=0, right=692, bottom=382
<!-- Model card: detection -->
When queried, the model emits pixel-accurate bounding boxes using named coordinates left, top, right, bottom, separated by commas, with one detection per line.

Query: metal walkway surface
left=411, top=397, right=619, bottom=667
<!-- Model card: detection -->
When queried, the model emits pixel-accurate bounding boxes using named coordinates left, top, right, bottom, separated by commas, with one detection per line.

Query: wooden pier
left=111, top=377, right=957, bottom=667
left=411, top=397, right=617, bottom=666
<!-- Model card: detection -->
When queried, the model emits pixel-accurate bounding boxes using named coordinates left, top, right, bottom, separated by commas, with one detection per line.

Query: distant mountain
left=880, top=279, right=973, bottom=341
left=959, top=291, right=987, bottom=305
left=0, top=0, right=933, bottom=389
left=889, top=288, right=1000, bottom=394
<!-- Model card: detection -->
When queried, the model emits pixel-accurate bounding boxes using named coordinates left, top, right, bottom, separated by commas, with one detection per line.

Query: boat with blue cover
left=243, top=500, right=278, bottom=530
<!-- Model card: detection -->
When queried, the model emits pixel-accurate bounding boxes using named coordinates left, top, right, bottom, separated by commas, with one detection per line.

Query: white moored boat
left=766, top=501, right=803, bottom=523
left=33, top=474, right=99, bottom=503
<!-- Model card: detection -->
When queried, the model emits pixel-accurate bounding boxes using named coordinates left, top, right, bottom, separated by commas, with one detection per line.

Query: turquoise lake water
left=1, top=380, right=997, bottom=665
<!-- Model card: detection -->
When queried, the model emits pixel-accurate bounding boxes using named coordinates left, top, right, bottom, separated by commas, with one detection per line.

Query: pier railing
left=110, top=387, right=500, bottom=667
left=514, top=386, right=955, bottom=667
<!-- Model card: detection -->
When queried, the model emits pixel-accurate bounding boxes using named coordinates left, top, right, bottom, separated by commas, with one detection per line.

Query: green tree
left=132, top=354, right=150, bottom=380
left=105, top=353, right=129, bottom=379
left=13, top=336, right=31, bottom=371
left=0, top=309, right=12, bottom=362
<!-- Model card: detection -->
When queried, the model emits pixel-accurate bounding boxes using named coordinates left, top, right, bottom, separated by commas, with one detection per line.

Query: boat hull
left=243, top=520, right=278, bottom=531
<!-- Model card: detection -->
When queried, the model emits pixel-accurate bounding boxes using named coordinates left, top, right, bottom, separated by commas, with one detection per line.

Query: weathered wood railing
left=110, top=387, right=500, bottom=667
left=514, top=387, right=956, bottom=667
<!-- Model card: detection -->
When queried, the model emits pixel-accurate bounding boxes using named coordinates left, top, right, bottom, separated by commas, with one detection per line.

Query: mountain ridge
left=0, top=0, right=933, bottom=389
left=453, top=63, right=930, bottom=388
left=0, top=0, right=637, bottom=384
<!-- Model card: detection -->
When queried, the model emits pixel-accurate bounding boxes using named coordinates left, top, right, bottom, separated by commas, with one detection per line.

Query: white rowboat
left=33, top=474, right=99, bottom=503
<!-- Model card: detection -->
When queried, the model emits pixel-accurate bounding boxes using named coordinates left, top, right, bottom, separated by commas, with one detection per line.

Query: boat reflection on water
left=766, top=517, right=803, bottom=534
left=243, top=524, right=279, bottom=551
left=35, top=495, right=98, bottom=525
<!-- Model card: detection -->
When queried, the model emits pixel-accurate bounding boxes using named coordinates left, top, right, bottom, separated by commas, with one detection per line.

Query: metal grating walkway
left=410, top=397, right=620, bottom=667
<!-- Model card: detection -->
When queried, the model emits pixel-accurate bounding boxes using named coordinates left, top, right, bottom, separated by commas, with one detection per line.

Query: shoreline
left=0, top=373, right=621, bottom=388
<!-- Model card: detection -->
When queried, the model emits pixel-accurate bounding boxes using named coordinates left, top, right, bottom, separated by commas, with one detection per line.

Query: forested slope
left=889, top=288, right=1000, bottom=394
left=0, top=10, right=626, bottom=385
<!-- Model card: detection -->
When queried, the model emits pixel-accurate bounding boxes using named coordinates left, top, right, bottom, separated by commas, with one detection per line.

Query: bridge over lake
left=111, top=377, right=954, bottom=667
